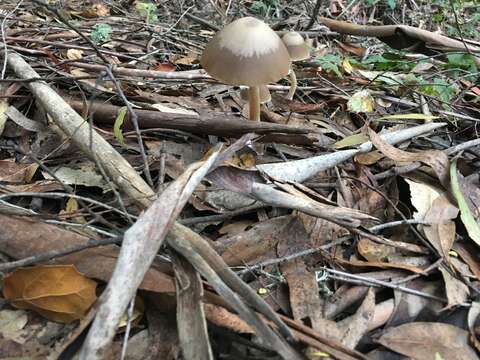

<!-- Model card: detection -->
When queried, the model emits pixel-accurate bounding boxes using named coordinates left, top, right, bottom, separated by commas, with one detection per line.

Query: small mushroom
left=282, top=31, right=310, bottom=100
left=201, top=17, right=290, bottom=122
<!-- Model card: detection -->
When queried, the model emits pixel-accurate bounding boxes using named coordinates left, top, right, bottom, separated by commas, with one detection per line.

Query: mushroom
left=281, top=31, right=310, bottom=100
left=240, top=85, right=271, bottom=104
left=201, top=17, right=290, bottom=122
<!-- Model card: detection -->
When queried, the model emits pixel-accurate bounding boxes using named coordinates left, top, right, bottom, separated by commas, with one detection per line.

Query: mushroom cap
left=240, top=85, right=271, bottom=103
left=201, top=17, right=291, bottom=86
left=282, top=31, right=310, bottom=61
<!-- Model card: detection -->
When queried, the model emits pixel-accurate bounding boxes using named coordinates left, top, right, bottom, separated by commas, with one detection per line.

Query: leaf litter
left=0, top=0, right=479, bottom=359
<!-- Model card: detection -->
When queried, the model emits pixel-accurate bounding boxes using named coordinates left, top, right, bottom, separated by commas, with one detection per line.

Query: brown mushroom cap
left=240, top=85, right=271, bottom=103
left=201, top=17, right=291, bottom=86
left=282, top=31, right=310, bottom=61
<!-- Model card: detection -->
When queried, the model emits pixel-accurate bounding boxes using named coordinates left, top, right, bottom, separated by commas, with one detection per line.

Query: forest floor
left=0, top=0, right=479, bottom=359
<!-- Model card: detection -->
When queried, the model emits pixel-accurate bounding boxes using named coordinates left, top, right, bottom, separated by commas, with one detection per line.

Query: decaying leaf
left=347, top=90, right=375, bottom=113
left=377, top=322, right=478, bottom=360
left=3, top=265, right=97, bottom=323
left=438, top=266, right=469, bottom=310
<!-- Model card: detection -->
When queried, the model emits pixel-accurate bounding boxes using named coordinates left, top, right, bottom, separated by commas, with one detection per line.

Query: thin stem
left=287, top=68, right=297, bottom=100
left=248, top=85, right=261, bottom=122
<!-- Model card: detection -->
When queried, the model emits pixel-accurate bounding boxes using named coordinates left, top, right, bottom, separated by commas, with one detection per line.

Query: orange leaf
left=152, top=63, right=176, bottom=72
left=3, top=265, right=97, bottom=323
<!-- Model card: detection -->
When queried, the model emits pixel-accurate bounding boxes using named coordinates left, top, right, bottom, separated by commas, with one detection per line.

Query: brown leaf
left=336, top=257, right=427, bottom=274
left=337, top=288, right=375, bottom=348
left=357, top=238, right=396, bottom=262
left=3, top=265, right=97, bottom=323
left=79, top=3, right=110, bottom=17
left=367, top=127, right=450, bottom=187
left=0, top=160, right=38, bottom=183
left=216, top=216, right=291, bottom=266
left=377, top=322, right=478, bottom=360
left=173, top=54, right=199, bottom=66
left=423, top=195, right=458, bottom=258
left=0, top=214, right=176, bottom=294
left=203, top=304, right=253, bottom=334
left=454, top=242, right=480, bottom=281
left=282, top=259, right=323, bottom=332
left=354, top=150, right=384, bottom=165
left=337, top=42, right=366, bottom=57
left=438, top=266, right=469, bottom=310
left=152, top=63, right=176, bottom=72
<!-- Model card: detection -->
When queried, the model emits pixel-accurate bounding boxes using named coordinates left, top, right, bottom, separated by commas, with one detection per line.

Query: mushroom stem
left=287, top=68, right=297, bottom=100
left=248, top=85, right=261, bottom=122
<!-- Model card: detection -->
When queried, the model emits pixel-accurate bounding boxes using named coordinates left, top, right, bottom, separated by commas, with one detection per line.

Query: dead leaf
left=66, top=49, right=84, bottom=60
left=467, top=302, right=480, bottom=352
left=337, top=287, right=375, bottom=348
left=173, top=54, right=199, bottom=66
left=0, top=214, right=176, bottom=295
left=152, top=63, right=176, bottom=72
left=337, top=42, right=366, bottom=57
left=282, top=259, right=323, bottom=332
left=422, top=195, right=458, bottom=258
left=336, top=257, right=427, bottom=274
left=357, top=238, right=396, bottom=262
left=368, top=127, right=450, bottom=186
left=354, top=150, right=384, bottom=165
left=406, top=179, right=442, bottom=220
left=438, top=266, right=469, bottom=310
left=3, top=265, right=97, bottom=323
left=453, top=242, right=480, bottom=281
left=204, top=304, right=253, bottom=334
left=377, top=322, right=478, bottom=360
left=79, top=3, right=110, bottom=17
left=0, top=160, right=38, bottom=183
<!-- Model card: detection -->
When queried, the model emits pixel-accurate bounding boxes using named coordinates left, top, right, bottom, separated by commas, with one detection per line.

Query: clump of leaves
left=420, top=78, right=458, bottom=105
left=444, top=53, right=478, bottom=82
left=136, top=2, right=158, bottom=23
left=362, top=53, right=413, bottom=72
left=315, top=54, right=343, bottom=77
left=251, top=0, right=279, bottom=17
left=91, top=23, right=112, bottom=44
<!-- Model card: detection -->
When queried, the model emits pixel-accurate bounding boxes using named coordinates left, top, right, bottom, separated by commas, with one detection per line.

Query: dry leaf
left=0, top=160, right=38, bottom=183
left=3, top=265, right=97, bottom=323
left=368, top=127, right=450, bottom=186
left=406, top=179, right=442, bottom=220
left=152, top=63, right=176, bottom=72
left=204, top=304, right=252, bottom=334
left=173, top=54, right=199, bottom=65
left=378, top=322, right=478, bottom=360
left=422, top=195, right=458, bottom=258
left=66, top=49, right=84, bottom=60
left=357, top=238, right=396, bottom=262
left=438, top=266, right=469, bottom=310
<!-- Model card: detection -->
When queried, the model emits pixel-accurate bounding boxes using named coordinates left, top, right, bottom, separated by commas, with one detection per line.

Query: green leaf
left=420, top=78, right=457, bottom=104
left=450, top=158, right=480, bottom=246
left=445, top=53, right=478, bottom=82
left=378, top=113, right=440, bottom=121
left=114, top=107, right=127, bottom=146
left=315, top=54, right=343, bottom=77
left=333, top=133, right=369, bottom=149
left=362, top=53, right=411, bottom=71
